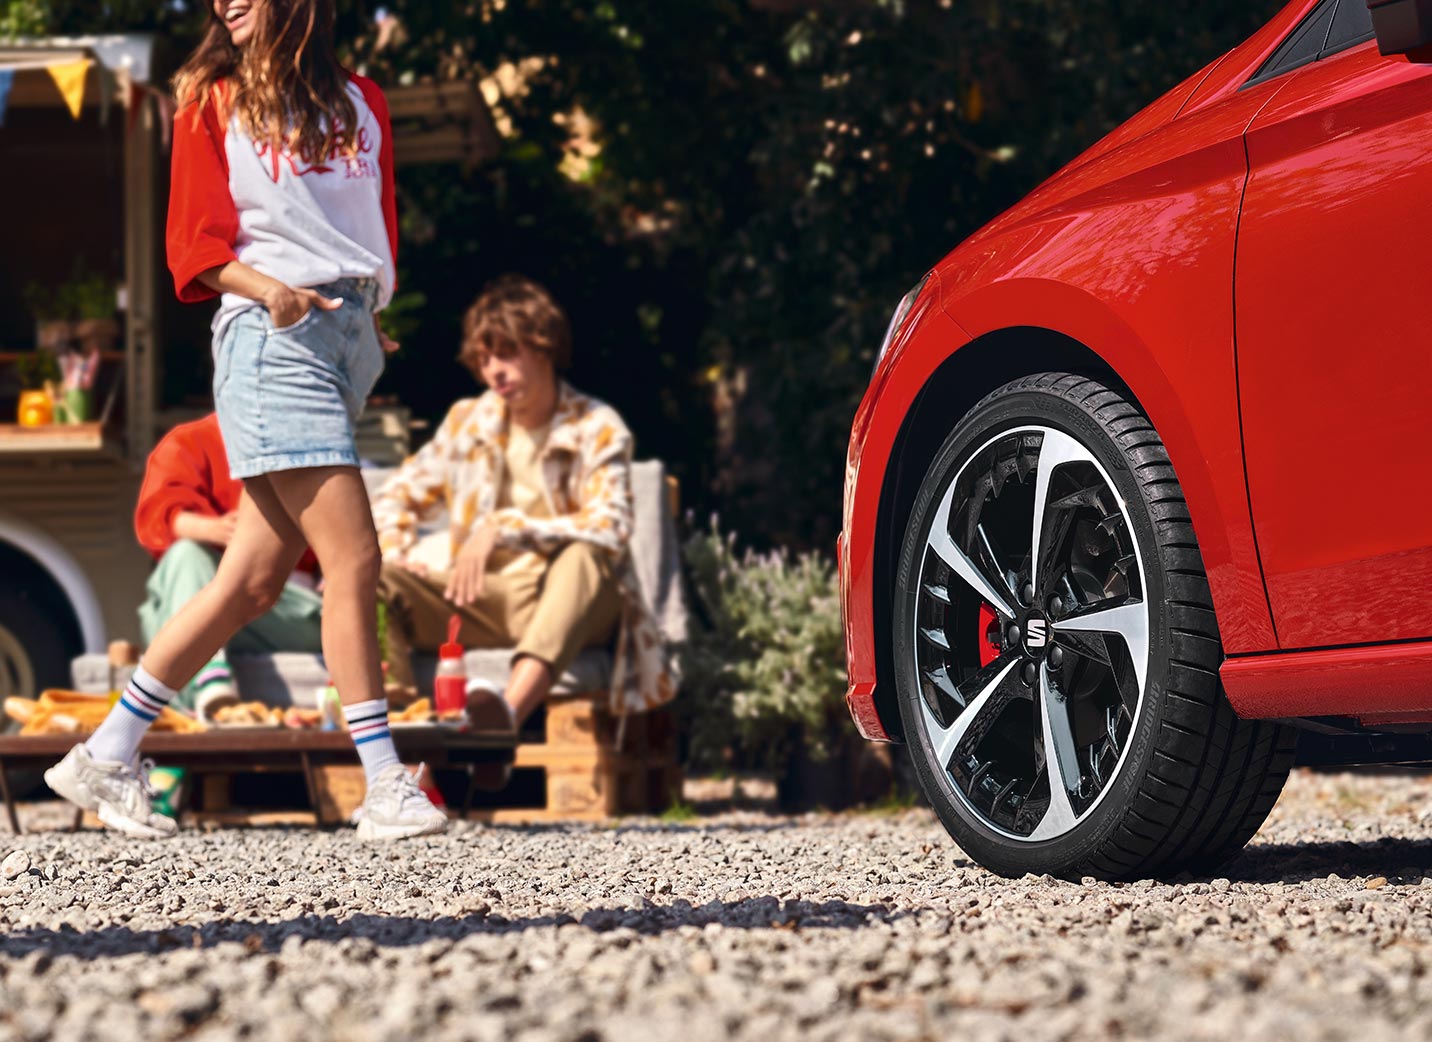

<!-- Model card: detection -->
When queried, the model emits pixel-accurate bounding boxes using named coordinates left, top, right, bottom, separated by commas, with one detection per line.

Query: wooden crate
left=476, top=692, right=680, bottom=823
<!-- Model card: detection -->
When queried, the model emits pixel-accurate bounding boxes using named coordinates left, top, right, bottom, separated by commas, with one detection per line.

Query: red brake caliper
left=977, top=602, right=1002, bottom=667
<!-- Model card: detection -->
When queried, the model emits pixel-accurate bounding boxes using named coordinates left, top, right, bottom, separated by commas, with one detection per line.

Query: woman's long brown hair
left=173, top=0, right=357, bottom=163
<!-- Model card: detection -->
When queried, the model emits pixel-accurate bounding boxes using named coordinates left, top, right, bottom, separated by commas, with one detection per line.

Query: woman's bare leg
left=79, top=480, right=305, bottom=771
left=261, top=465, right=384, bottom=707
left=134, top=481, right=307, bottom=689
left=260, top=464, right=445, bottom=837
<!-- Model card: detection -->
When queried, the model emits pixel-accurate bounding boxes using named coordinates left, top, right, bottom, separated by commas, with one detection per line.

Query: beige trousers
left=378, top=541, right=623, bottom=690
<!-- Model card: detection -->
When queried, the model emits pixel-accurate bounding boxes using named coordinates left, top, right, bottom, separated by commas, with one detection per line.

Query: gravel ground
left=2, top=768, right=1432, bottom=1042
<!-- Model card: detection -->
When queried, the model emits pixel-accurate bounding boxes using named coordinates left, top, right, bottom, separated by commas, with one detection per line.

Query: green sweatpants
left=138, top=538, right=324, bottom=657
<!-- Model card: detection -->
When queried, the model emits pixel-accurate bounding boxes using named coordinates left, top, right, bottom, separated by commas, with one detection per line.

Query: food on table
left=5, top=690, right=205, bottom=735
left=391, top=698, right=434, bottom=724
left=282, top=706, right=324, bottom=730
left=210, top=702, right=283, bottom=728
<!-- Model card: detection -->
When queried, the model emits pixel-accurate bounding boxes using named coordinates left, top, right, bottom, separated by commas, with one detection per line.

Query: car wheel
left=893, top=372, right=1295, bottom=879
left=0, top=592, right=73, bottom=704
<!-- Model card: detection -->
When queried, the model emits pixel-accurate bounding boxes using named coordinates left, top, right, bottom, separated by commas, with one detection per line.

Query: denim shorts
left=213, top=277, right=384, bottom=479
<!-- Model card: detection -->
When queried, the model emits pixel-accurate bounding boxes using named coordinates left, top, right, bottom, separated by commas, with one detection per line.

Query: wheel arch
left=0, top=513, right=102, bottom=655
left=870, top=327, right=1127, bottom=738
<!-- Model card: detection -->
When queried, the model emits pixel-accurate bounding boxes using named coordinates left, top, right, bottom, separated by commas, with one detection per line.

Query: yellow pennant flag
left=46, top=59, right=91, bottom=120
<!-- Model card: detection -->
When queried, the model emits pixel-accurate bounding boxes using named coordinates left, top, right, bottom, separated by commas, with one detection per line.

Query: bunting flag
left=45, top=58, right=91, bottom=120
left=0, top=69, right=12, bottom=128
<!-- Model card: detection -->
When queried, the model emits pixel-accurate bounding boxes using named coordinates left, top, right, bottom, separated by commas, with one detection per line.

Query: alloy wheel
left=912, top=425, right=1149, bottom=843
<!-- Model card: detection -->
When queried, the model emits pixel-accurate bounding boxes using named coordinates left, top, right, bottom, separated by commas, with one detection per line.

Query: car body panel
left=841, top=62, right=1288, bottom=733
left=935, top=66, right=1286, bottom=653
left=1237, top=42, right=1432, bottom=650
left=841, top=0, right=1432, bottom=736
left=1178, top=0, right=1321, bottom=117
left=1223, top=638, right=1432, bottom=721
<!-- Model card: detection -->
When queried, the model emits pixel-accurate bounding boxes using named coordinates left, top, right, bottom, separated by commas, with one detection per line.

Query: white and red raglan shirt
left=165, top=74, right=397, bottom=337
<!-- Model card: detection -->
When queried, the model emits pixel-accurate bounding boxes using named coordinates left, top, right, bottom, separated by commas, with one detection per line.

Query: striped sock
left=343, top=698, right=400, bottom=783
left=85, top=664, right=177, bottom=764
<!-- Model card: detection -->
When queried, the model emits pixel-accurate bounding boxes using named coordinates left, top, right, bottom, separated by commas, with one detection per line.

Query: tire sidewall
left=894, top=379, right=1176, bottom=878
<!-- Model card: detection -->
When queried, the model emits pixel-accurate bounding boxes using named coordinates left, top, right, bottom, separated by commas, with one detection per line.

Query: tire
left=893, top=372, right=1295, bottom=880
left=0, top=592, right=73, bottom=704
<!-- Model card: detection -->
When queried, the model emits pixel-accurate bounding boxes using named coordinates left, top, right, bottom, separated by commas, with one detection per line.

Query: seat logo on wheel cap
left=1025, top=616, right=1048, bottom=651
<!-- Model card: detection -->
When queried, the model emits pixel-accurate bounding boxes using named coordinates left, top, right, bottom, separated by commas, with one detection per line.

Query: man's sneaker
left=355, top=763, right=449, bottom=841
left=43, top=745, right=178, bottom=840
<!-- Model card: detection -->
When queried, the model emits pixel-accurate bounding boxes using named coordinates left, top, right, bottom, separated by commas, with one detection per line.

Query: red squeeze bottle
left=434, top=614, right=467, bottom=718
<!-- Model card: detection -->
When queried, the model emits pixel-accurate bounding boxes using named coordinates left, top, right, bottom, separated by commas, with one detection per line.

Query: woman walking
left=45, top=0, right=447, bottom=840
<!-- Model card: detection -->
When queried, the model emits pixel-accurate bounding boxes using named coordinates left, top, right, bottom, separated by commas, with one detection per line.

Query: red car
left=841, top=0, right=1432, bottom=879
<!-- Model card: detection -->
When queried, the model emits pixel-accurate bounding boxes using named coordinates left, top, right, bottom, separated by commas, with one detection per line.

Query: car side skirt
left=1223, top=640, right=1432, bottom=724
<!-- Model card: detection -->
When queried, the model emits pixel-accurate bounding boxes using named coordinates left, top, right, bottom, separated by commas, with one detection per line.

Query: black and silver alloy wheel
left=914, top=425, right=1148, bottom=844
left=894, top=373, right=1296, bottom=879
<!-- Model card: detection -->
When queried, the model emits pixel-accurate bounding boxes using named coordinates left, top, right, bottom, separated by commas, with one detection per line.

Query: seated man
left=372, top=274, right=671, bottom=730
left=134, top=413, right=322, bottom=715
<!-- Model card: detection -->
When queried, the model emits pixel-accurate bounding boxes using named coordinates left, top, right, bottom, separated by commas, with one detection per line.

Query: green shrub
left=678, top=518, right=849, bottom=773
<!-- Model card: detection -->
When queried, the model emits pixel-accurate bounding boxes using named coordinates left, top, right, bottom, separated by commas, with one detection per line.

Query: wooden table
left=0, top=728, right=517, bottom=833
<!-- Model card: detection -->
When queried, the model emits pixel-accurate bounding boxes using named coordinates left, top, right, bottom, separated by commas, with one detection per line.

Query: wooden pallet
left=194, top=693, right=681, bottom=826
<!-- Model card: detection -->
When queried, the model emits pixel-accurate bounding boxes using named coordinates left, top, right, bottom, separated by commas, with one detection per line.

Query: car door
left=1236, top=0, right=1432, bottom=649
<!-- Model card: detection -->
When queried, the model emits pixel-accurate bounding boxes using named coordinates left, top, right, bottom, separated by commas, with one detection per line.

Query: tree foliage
left=361, top=0, right=1283, bottom=551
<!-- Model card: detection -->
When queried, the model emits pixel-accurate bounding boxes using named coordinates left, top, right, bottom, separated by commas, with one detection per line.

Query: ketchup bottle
left=434, top=615, right=468, bottom=718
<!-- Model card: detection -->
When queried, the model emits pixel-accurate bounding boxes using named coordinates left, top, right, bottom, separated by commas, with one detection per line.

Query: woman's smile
left=215, top=0, right=259, bottom=45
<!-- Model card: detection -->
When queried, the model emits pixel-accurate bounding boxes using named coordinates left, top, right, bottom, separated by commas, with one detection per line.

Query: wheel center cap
left=1021, top=610, right=1051, bottom=659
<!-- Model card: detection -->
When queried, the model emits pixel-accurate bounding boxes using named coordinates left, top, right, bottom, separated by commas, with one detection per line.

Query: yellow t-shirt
left=490, top=421, right=552, bottom=578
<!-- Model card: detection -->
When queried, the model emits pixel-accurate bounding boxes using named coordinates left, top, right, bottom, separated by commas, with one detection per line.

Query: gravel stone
left=2, top=849, right=30, bottom=880
left=1, top=769, right=1431, bottom=1041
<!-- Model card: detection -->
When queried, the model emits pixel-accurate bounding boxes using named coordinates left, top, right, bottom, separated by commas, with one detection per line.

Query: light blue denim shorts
left=213, top=278, right=383, bottom=479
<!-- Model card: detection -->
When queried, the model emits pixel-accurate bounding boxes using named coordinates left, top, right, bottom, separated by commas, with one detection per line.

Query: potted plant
left=14, top=351, right=60, bottom=427
left=24, top=262, right=119, bottom=356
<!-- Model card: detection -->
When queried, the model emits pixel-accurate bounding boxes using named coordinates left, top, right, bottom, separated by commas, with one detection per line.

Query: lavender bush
left=679, top=519, right=849, bottom=773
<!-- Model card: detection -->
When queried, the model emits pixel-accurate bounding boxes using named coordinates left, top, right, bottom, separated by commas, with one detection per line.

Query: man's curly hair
left=460, top=274, right=572, bottom=376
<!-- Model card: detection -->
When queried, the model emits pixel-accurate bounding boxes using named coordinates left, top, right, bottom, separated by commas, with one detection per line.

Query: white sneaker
left=355, top=763, right=449, bottom=841
left=44, top=745, right=178, bottom=840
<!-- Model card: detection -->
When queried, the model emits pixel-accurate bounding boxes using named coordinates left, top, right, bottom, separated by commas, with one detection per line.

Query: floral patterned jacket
left=371, top=382, right=676, bottom=714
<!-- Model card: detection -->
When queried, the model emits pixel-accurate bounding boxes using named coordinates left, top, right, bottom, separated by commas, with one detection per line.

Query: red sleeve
left=134, top=421, right=228, bottom=559
left=352, top=74, right=398, bottom=282
left=166, top=91, right=238, bottom=303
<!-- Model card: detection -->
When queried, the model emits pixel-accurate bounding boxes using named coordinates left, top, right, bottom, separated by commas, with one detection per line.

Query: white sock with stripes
left=343, top=698, right=400, bottom=784
left=85, top=664, right=177, bottom=765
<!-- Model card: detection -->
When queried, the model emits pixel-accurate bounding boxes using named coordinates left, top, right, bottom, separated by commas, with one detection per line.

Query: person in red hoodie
left=134, top=414, right=322, bottom=718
